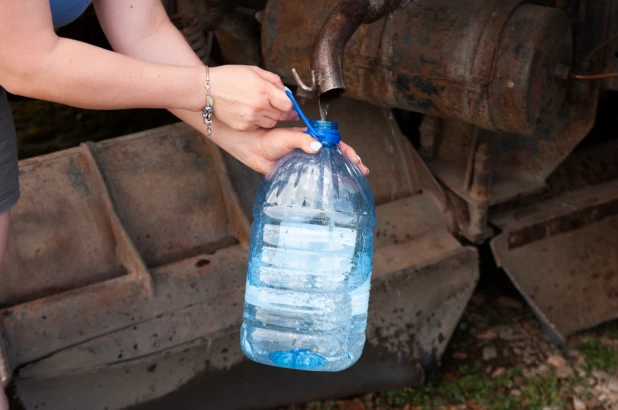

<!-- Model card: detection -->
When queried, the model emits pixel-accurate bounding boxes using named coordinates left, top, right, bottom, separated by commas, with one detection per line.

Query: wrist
left=188, top=65, right=208, bottom=112
left=202, top=65, right=214, bottom=135
left=207, top=66, right=229, bottom=118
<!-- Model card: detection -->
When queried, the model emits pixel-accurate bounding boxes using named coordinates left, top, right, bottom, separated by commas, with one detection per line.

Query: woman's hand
left=240, top=128, right=371, bottom=176
left=209, top=66, right=299, bottom=132
left=209, top=122, right=370, bottom=176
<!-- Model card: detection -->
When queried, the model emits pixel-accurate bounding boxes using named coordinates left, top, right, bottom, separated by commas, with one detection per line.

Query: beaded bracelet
left=202, top=66, right=214, bottom=136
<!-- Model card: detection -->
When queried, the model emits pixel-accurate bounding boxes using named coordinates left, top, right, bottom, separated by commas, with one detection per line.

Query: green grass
left=578, top=339, right=618, bottom=373
left=517, top=374, right=562, bottom=410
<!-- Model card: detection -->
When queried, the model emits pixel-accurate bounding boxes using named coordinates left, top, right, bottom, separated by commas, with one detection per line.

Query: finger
left=267, top=83, right=294, bottom=112
left=250, top=66, right=285, bottom=89
left=281, top=110, right=300, bottom=122
left=353, top=158, right=370, bottom=175
left=339, top=141, right=370, bottom=175
left=255, top=158, right=277, bottom=176
left=281, top=130, right=321, bottom=155
left=338, top=141, right=360, bottom=163
left=229, top=120, right=259, bottom=132
left=264, top=109, right=300, bottom=123
left=257, top=116, right=278, bottom=129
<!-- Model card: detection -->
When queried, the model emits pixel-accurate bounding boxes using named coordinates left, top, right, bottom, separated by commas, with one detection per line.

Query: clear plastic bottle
left=240, top=99, right=376, bottom=372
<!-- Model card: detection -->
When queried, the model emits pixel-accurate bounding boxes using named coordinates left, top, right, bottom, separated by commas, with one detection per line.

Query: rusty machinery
left=0, top=0, right=617, bottom=409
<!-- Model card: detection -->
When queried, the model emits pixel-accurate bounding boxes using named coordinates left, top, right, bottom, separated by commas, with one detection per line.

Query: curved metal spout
left=309, top=0, right=411, bottom=103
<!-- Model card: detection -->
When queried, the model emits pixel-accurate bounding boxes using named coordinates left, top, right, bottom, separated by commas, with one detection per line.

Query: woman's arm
left=0, top=0, right=205, bottom=112
left=0, top=0, right=297, bottom=131
left=93, top=0, right=297, bottom=131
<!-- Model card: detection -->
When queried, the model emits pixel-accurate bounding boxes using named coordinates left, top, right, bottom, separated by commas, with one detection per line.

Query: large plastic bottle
left=240, top=89, right=376, bottom=372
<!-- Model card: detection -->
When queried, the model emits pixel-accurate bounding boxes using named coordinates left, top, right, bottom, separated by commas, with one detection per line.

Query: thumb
left=261, top=128, right=322, bottom=161
left=280, top=129, right=322, bottom=155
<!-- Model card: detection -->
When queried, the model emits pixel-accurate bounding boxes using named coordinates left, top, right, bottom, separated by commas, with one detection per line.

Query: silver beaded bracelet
left=202, top=66, right=214, bottom=136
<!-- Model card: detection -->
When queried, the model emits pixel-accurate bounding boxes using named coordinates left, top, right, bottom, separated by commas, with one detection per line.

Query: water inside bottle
left=241, top=205, right=372, bottom=371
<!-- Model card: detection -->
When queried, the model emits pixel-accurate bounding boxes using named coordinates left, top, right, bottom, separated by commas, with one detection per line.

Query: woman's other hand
left=210, top=124, right=370, bottom=176
left=209, top=66, right=299, bottom=131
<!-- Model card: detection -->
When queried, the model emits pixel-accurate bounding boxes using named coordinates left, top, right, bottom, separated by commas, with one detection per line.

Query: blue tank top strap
left=49, top=0, right=92, bottom=28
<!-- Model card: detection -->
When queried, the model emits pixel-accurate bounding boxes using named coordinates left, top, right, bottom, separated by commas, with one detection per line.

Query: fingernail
left=310, top=141, right=322, bottom=152
left=357, top=155, right=362, bottom=163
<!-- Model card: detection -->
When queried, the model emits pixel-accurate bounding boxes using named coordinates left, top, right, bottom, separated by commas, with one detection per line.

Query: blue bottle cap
left=284, top=87, right=341, bottom=145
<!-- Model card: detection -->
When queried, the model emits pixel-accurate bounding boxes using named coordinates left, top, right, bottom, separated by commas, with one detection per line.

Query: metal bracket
left=291, top=68, right=317, bottom=95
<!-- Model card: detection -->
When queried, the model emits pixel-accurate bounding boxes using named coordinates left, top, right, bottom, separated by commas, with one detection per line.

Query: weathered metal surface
left=469, top=143, right=492, bottom=201
left=170, top=14, right=212, bottom=64
left=1, top=99, right=478, bottom=409
left=214, top=11, right=262, bottom=66
left=490, top=180, right=618, bottom=346
left=15, top=196, right=478, bottom=410
left=491, top=5, right=572, bottom=134
left=0, top=151, right=130, bottom=304
left=175, top=0, right=267, bottom=31
left=543, top=130, right=618, bottom=198
left=425, top=122, right=547, bottom=208
left=601, top=2, right=618, bottom=91
left=423, top=80, right=602, bottom=242
left=176, top=0, right=229, bottom=30
left=0, top=125, right=249, bottom=369
left=263, top=0, right=573, bottom=136
left=560, top=0, right=616, bottom=91
left=419, top=116, right=441, bottom=161
left=16, top=247, right=249, bottom=381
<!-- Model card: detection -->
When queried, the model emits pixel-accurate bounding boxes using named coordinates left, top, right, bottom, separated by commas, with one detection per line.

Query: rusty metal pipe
left=309, top=0, right=411, bottom=102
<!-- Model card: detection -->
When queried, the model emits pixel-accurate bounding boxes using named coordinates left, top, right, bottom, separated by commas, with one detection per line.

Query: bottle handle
left=284, top=87, right=319, bottom=137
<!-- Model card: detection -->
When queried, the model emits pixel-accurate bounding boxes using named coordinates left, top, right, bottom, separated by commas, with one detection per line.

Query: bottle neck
left=308, top=120, right=341, bottom=145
